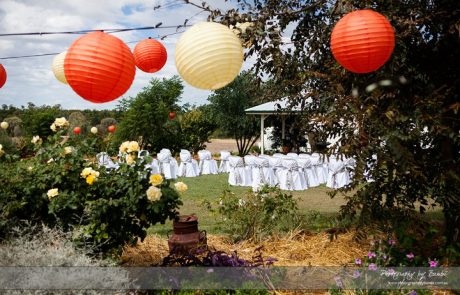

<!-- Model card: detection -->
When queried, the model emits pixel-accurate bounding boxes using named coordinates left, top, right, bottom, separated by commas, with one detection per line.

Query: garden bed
left=121, top=231, right=368, bottom=267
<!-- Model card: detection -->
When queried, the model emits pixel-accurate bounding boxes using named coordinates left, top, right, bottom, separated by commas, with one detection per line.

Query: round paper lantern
left=90, top=127, right=98, bottom=134
left=331, top=9, right=395, bottom=73
left=73, top=127, right=81, bottom=134
left=133, top=38, right=167, bottom=73
left=52, top=51, right=68, bottom=84
left=107, top=125, right=116, bottom=133
left=64, top=31, right=136, bottom=103
left=0, top=121, right=8, bottom=130
left=0, top=64, right=6, bottom=89
left=169, top=112, right=175, bottom=120
left=175, top=22, right=244, bottom=90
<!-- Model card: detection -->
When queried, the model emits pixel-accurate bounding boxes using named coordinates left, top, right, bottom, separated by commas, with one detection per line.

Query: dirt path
left=205, top=138, right=238, bottom=154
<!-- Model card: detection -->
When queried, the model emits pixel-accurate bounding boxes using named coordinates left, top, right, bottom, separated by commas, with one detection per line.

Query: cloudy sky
left=0, top=0, right=249, bottom=110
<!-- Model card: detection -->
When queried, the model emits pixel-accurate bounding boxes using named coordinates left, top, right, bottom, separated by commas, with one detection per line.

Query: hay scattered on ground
left=121, top=231, right=368, bottom=266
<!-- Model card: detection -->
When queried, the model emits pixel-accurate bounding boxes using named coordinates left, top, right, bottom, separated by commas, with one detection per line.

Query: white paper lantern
left=175, top=22, right=244, bottom=90
left=90, top=127, right=98, bottom=134
left=0, top=121, right=8, bottom=130
left=52, top=51, right=68, bottom=84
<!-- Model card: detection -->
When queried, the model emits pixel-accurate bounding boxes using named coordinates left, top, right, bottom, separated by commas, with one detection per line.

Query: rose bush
left=0, top=117, right=183, bottom=255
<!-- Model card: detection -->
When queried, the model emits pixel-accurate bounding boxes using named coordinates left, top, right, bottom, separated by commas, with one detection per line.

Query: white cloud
left=0, top=0, right=251, bottom=110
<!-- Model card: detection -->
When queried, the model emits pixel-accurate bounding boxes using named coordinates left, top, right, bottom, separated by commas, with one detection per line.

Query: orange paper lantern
left=107, top=125, right=116, bottom=133
left=169, top=112, right=175, bottom=120
left=331, top=9, right=395, bottom=73
left=64, top=32, right=136, bottom=103
left=0, top=64, right=6, bottom=88
left=133, top=38, right=167, bottom=73
left=73, top=127, right=81, bottom=134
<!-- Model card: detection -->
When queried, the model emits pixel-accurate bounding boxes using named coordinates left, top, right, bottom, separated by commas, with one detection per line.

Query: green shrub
left=0, top=117, right=183, bottom=255
left=215, top=186, right=301, bottom=242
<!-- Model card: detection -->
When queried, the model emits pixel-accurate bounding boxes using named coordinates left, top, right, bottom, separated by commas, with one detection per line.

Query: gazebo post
left=260, top=115, right=267, bottom=154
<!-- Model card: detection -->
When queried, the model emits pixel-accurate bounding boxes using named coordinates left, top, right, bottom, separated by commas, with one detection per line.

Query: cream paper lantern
left=0, top=121, right=8, bottom=130
left=52, top=51, right=68, bottom=84
left=90, top=127, right=98, bottom=134
left=175, top=22, right=244, bottom=90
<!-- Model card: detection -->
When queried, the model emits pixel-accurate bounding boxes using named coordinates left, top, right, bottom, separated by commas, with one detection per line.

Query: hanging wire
left=0, top=24, right=185, bottom=37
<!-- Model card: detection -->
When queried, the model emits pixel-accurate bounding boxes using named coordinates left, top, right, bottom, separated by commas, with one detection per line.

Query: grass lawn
left=149, top=173, right=348, bottom=236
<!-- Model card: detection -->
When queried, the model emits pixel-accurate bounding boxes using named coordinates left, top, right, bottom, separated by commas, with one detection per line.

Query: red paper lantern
left=64, top=32, right=136, bottom=103
left=107, top=125, right=116, bottom=133
left=73, top=127, right=81, bottom=134
left=0, top=64, right=6, bottom=88
left=169, top=112, right=175, bottom=120
left=331, top=9, right=395, bottom=73
left=133, top=38, right=167, bottom=73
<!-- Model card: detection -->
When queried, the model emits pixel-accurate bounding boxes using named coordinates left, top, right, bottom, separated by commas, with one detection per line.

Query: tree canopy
left=192, top=0, right=460, bottom=250
left=208, top=71, right=262, bottom=156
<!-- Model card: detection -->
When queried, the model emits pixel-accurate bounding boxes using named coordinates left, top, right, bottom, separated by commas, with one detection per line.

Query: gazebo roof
left=245, top=98, right=303, bottom=115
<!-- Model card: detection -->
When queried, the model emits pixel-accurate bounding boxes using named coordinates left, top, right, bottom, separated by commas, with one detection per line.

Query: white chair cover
left=158, top=152, right=176, bottom=179
left=252, top=157, right=276, bottom=191
left=297, top=157, right=320, bottom=187
left=298, top=153, right=310, bottom=158
left=138, top=150, right=150, bottom=159
left=178, top=151, right=198, bottom=177
left=345, top=157, right=356, bottom=179
left=277, top=159, right=307, bottom=191
left=218, top=151, right=231, bottom=173
left=311, top=153, right=328, bottom=184
left=160, top=148, right=172, bottom=156
left=326, top=158, right=351, bottom=189
left=198, top=150, right=218, bottom=175
left=268, top=156, right=283, bottom=185
left=272, top=153, right=284, bottom=158
left=243, top=155, right=257, bottom=184
left=287, top=152, right=299, bottom=159
left=228, top=156, right=251, bottom=186
left=96, top=152, right=119, bottom=170
left=145, top=158, right=160, bottom=174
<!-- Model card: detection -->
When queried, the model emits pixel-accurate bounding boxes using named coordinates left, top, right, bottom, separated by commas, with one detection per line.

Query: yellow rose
left=31, top=135, right=42, bottom=144
left=119, top=141, right=130, bottom=153
left=64, top=146, right=73, bottom=155
left=90, top=127, right=98, bottom=134
left=149, top=174, right=163, bottom=186
left=27, top=166, right=33, bottom=171
left=50, top=123, right=57, bottom=132
left=146, top=186, right=162, bottom=202
left=127, top=141, right=140, bottom=153
left=126, top=154, right=135, bottom=165
left=1, top=121, right=9, bottom=129
left=80, top=167, right=93, bottom=178
left=54, top=117, right=69, bottom=128
left=174, top=182, right=188, bottom=193
left=86, top=174, right=96, bottom=185
left=47, top=188, right=59, bottom=200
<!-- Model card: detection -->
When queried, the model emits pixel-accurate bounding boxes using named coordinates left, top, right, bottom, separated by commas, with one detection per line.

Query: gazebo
left=245, top=98, right=303, bottom=154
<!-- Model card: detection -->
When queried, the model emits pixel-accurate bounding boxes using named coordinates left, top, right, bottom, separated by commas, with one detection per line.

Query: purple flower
left=367, top=252, right=377, bottom=259
left=355, top=258, right=362, bottom=265
left=353, top=270, right=361, bottom=278
left=368, top=263, right=378, bottom=271
left=388, top=239, right=396, bottom=246
left=429, top=260, right=438, bottom=268
left=409, top=290, right=417, bottom=295
left=334, top=276, right=343, bottom=288
left=406, top=252, right=415, bottom=260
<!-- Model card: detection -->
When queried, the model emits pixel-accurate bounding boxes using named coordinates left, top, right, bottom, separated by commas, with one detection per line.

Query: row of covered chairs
left=228, top=153, right=356, bottom=191
left=97, top=149, right=223, bottom=179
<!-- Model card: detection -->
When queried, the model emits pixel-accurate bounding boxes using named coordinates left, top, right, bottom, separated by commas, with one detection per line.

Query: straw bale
left=121, top=230, right=368, bottom=267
